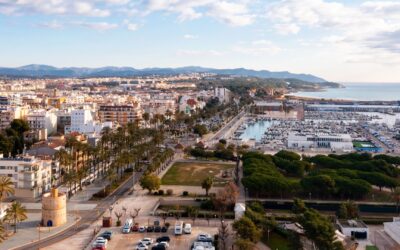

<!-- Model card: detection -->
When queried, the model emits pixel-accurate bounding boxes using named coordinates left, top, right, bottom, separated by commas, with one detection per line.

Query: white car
left=139, top=238, right=154, bottom=245
left=136, top=243, right=149, bottom=250
left=93, top=237, right=108, bottom=247
left=139, top=226, right=146, bottom=232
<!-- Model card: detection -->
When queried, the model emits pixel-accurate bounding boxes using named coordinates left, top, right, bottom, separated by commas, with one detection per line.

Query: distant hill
left=0, top=65, right=327, bottom=83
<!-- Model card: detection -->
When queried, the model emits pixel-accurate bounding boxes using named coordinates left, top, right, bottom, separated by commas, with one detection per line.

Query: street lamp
left=109, top=205, right=114, bottom=217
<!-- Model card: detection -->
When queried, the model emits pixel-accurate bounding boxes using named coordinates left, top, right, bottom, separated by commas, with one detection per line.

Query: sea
left=290, top=82, right=400, bottom=101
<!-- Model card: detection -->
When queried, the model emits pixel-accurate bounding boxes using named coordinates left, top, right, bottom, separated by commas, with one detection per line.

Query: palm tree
left=0, top=221, right=6, bottom=242
left=64, top=170, right=77, bottom=198
left=0, top=176, right=14, bottom=206
left=54, top=148, right=72, bottom=185
left=5, top=201, right=27, bottom=233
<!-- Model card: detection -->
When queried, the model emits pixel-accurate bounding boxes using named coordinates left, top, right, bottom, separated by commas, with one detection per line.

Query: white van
left=122, top=218, right=133, bottom=233
left=184, top=223, right=192, bottom=234
left=174, top=221, right=183, bottom=235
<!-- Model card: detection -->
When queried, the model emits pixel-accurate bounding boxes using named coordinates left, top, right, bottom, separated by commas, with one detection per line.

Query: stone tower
left=42, top=188, right=67, bottom=227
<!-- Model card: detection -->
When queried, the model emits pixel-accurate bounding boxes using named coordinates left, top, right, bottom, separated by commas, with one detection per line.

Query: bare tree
left=218, top=220, right=230, bottom=250
left=213, top=182, right=239, bottom=220
left=161, top=212, right=168, bottom=226
left=115, top=211, right=123, bottom=226
left=129, top=208, right=141, bottom=224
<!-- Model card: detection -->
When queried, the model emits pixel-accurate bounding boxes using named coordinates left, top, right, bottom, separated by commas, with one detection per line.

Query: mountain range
left=0, top=65, right=327, bottom=83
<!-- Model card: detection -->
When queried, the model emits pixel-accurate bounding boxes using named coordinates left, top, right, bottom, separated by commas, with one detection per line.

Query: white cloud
left=37, top=20, right=63, bottom=29
left=183, top=34, right=198, bottom=39
left=266, top=0, right=400, bottom=64
left=144, top=0, right=254, bottom=26
left=0, top=0, right=112, bottom=17
left=73, top=21, right=118, bottom=31
left=127, top=23, right=138, bottom=31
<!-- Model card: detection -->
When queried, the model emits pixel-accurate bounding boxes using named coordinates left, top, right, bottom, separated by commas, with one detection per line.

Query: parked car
left=156, top=236, right=170, bottom=243
left=139, top=226, right=146, bottom=233
left=157, top=242, right=169, bottom=249
left=161, top=226, right=168, bottom=233
left=147, top=226, right=155, bottom=232
left=122, top=218, right=133, bottom=234
left=92, top=246, right=106, bottom=250
left=184, top=223, right=192, bottom=234
left=154, top=226, right=161, bottom=232
left=132, top=223, right=139, bottom=232
left=151, top=245, right=166, bottom=250
left=99, top=231, right=113, bottom=240
left=93, top=237, right=108, bottom=247
left=139, top=238, right=154, bottom=245
left=136, top=243, right=149, bottom=250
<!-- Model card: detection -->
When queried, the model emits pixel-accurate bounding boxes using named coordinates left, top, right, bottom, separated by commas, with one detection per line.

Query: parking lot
left=95, top=225, right=218, bottom=250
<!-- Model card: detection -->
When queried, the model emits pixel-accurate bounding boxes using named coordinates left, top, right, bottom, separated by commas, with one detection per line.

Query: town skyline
left=1, top=0, right=400, bottom=82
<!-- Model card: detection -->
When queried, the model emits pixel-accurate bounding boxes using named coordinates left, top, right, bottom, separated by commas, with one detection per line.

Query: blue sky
left=1, top=0, right=400, bottom=82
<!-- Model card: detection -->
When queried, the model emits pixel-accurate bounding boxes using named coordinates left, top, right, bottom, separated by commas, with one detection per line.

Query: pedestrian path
left=1, top=213, right=78, bottom=250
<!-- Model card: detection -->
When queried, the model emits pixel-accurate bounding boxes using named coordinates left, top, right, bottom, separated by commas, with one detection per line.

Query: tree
left=337, top=201, right=358, bottom=219
left=0, top=221, right=5, bottom=243
left=5, top=201, right=27, bottom=233
left=218, top=221, right=230, bottom=250
left=234, top=238, right=255, bottom=250
left=232, top=216, right=260, bottom=242
left=213, top=182, right=239, bottom=218
left=115, top=211, right=123, bottom=226
left=201, top=177, right=213, bottom=196
left=193, top=124, right=208, bottom=137
left=142, top=113, right=150, bottom=127
left=140, top=174, right=160, bottom=193
left=186, top=206, right=199, bottom=226
left=294, top=199, right=343, bottom=250
left=0, top=176, right=14, bottom=205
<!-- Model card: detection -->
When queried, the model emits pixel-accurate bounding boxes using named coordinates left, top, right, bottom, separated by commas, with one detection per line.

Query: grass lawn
left=161, top=161, right=235, bottom=186
left=366, top=246, right=379, bottom=250
left=263, top=232, right=291, bottom=250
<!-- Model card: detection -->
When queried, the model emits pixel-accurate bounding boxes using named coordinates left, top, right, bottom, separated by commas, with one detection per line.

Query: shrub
left=158, top=190, right=164, bottom=195
left=165, top=222, right=170, bottom=228
left=182, top=191, right=189, bottom=196
left=167, top=189, right=173, bottom=195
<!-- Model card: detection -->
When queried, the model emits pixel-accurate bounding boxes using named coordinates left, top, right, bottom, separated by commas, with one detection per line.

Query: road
left=207, top=109, right=246, bottom=144
left=15, top=170, right=143, bottom=250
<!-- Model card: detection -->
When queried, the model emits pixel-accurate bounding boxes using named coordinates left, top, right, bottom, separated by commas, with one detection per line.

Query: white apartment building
left=65, top=107, right=112, bottom=135
left=214, top=87, right=231, bottom=103
left=287, top=132, right=354, bottom=152
left=0, top=154, right=51, bottom=199
left=26, top=109, right=57, bottom=136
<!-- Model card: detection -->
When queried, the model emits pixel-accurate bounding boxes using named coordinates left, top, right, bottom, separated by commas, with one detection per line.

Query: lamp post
left=37, top=223, right=41, bottom=241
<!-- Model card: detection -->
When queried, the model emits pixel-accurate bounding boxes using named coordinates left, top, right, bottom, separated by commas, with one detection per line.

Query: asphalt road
left=15, top=171, right=143, bottom=250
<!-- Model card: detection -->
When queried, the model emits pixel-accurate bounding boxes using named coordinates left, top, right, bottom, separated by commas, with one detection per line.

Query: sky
left=0, top=0, right=400, bottom=82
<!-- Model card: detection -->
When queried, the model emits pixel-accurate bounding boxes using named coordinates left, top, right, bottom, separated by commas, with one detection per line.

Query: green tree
left=140, top=174, right=161, bottom=193
left=232, top=216, right=261, bottom=242
left=5, top=201, right=27, bottom=233
left=337, top=201, right=358, bottom=219
left=201, top=177, right=213, bottom=196
left=294, top=199, right=343, bottom=250
left=234, top=238, right=255, bottom=250
left=193, top=124, right=208, bottom=137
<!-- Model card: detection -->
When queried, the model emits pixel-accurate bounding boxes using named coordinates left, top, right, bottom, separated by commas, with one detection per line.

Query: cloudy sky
left=1, top=0, right=400, bottom=82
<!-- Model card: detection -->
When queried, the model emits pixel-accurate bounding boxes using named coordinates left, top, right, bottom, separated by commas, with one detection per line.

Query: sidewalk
left=1, top=213, right=78, bottom=250
left=69, top=179, right=110, bottom=203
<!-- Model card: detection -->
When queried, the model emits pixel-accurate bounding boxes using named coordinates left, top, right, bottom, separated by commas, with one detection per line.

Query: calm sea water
left=240, top=120, right=274, bottom=141
left=291, top=83, right=400, bottom=101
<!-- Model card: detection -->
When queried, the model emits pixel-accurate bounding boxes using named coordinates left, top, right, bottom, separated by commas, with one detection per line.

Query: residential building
left=98, top=104, right=142, bottom=126
left=26, top=109, right=57, bottom=136
left=214, top=87, right=231, bottom=103
left=0, top=154, right=52, bottom=199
